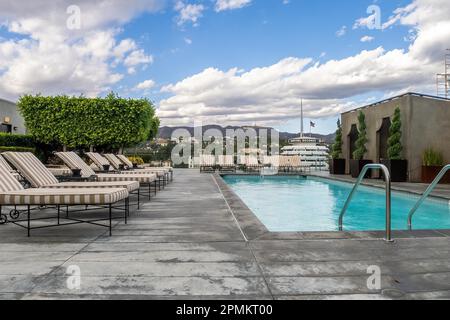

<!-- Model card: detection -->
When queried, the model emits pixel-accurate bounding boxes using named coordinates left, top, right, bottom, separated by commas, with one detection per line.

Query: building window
left=0, top=123, right=12, bottom=133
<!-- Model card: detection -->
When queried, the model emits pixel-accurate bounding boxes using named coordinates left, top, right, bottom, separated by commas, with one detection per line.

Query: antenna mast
left=436, top=49, right=450, bottom=98
left=300, top=99, right=304, bottom=137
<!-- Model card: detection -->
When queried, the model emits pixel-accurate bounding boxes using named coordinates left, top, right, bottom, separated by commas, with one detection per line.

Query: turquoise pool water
left=222, top=175, right=450, bottom=232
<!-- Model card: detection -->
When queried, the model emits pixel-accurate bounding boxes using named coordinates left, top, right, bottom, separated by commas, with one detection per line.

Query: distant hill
left=158, top=126, right=335, bottom=144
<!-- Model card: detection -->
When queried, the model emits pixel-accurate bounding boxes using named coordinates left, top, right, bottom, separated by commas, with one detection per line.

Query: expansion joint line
left=211, top=174, right=248, bottom=242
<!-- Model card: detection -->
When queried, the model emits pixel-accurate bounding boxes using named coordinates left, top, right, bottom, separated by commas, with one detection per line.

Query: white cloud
left=0, top=0, right=161, bottom=100
left=360, top=35, right=374, bottom=42
left=124, top=50, right=154, bottom=67
left=135, top=79, right=156, bottom=90
left=215, top=0, right=252, bottom=12
left=353, top=13, right=378, bottom=30
left=336, top=26, right=347, bottom=37
left=158, top=0, right=450, bottom=126
left=175, top=1, right=205, bottom=26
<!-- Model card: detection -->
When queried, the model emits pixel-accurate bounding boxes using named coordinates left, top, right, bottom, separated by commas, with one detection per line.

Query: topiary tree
left=18, top=93, right=159, bottom=150
left=387, top=107, right=403, bottom=160
left=353, top=111, right=368, bottom=160
left=331, top=119, right=343, bottom=159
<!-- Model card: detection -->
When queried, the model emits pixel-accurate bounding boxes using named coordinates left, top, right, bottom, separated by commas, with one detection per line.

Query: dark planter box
left=421, top=166, right=450, bottom=184
left=102, top=164, right=110, bottom=172
left=381, top=159, right=408, bottom=182
left=329, top=159, right=346, bottom=175
left=350, top=159, right=373, bottom=178
left=118, top=164, right=125, bottom=171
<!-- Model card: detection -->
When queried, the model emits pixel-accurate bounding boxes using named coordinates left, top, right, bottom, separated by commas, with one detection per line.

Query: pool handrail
left=407, top=164, right=450, bottom=230
left=338, top=164, right=393, bottom=242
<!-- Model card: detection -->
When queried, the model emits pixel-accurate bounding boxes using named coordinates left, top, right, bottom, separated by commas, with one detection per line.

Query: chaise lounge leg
left=137, top=187, right=140, bottom=209
left=148, top=183, right=151, bottom=200
left=109, top=203, right=112, bottom=236
left=124, top=198, right=128, bottom=224
left=27, top=205, right=30, bottom=237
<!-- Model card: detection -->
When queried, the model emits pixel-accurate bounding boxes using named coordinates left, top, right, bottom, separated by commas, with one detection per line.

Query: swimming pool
left=222, top=175, right=450, bottom=232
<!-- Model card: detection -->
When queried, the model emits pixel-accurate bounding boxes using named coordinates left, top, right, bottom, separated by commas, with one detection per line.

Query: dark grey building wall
left=0, top=98, right=26, bottom=134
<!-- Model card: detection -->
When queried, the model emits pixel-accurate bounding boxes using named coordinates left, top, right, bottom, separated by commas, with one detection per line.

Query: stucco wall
left=341, top=94, right=450, bottom=182
left=408, top=96, right=450, bottom=181
left=0, top=99, right=26, bottom=134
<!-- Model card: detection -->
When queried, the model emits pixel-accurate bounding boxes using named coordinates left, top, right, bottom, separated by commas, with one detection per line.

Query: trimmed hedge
left=18, top=93, right=159, bottom=148
left=0, top=146, right=35, bottom=153
left=0, top=133, right=35, bottom=148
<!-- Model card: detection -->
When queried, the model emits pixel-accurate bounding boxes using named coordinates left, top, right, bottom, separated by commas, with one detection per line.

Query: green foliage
left=387, top=107, right=403, bottom=160
left=0, top=133, right=35, bottom=148
left=423, top=148, right=444, bottom=167
left=128, top=156, right=144, bottom=165
left=126, top=142, right=176, bottom=163
left=149, top=117, right=160, bottom=141
left=353, top=111, right=368, bottom=160
left=331, top=119, right=343, bottom=159
left=0, top=146, right=35, bottom=153
left=18, top=93, right=159, bottom=149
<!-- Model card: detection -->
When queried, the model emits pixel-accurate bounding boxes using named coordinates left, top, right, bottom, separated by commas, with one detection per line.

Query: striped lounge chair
left=0, top=155, right=22, bottom=181
left=263, top=156, right=280, bottom=168
left=241, top=156, right=261, bottom=173
left=86, top=152, right=115, bottom=172
left=200, top=155, right=216, bottom=173
left=279, top=156, right=302, bottom=173
left=2, top=152, right=142, bottom=207
left=87, top=152, right=165, bottom=191
left=116, top=154, right=173, bottom=181
left=0, top=163, right=129, bottom=237
left=104, top=154, right=170, bottom=186
left=55, top=152, right=158, bottom=199
left=217, top=155, right=236, bottom=173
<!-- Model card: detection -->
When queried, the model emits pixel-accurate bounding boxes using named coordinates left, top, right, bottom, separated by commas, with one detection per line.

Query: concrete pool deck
left=1, top=169, right=450, bottom=300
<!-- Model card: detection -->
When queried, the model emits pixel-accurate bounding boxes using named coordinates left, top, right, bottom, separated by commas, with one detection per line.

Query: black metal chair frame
left=0, top=197, right=129, bottom=237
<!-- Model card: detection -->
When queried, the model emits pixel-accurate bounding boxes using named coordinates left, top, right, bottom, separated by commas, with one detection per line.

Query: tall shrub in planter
left=18, top=93, right=159, bottom=150
left=381, top=107, right=408, bottom=182
left=421, top=148, right=449, bottom=184
left=329, top=119, right=346, bottom=174
left=350, top=111, right=372, bottom=178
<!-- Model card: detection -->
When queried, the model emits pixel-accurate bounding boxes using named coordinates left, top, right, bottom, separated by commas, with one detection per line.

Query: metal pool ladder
left=338, top=164, right=393, bottom=243
left=407, top=164, right=450, bottom=230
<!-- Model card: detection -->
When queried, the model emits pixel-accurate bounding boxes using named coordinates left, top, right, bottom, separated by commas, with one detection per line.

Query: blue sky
left=119, top=0, right=413, bottom=133
left=0, top=0, right=447, bottom=134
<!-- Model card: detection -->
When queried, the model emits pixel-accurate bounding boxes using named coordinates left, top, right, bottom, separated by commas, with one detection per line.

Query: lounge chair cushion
left=97, top=173, right=157, bottom=183
left=0, top=164, right=24, bottom=192
left=104, top=154, right=123, bottom=170
left=119, top=170, right=166, bottom=177
left=45, top=181, right=140, bottom=192
left=0, top=155, right=15, bottom=172
left=0, top=188, right=128, bottom=205
left=116, top=154, right=134, bottom=168
left=3, top=152, right=59, bottom=188
left=56, top=152, right=97, bottom=178
left=86, top=152, right=111, bottom=169
left=47, top=167, right=72, bottom=177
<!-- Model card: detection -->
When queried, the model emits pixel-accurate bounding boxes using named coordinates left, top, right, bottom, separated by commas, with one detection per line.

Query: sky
left=0, top=0, right=449, bottom=134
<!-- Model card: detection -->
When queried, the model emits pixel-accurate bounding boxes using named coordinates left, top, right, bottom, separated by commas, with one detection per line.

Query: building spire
left=300, top=98, right=304, bottom=137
